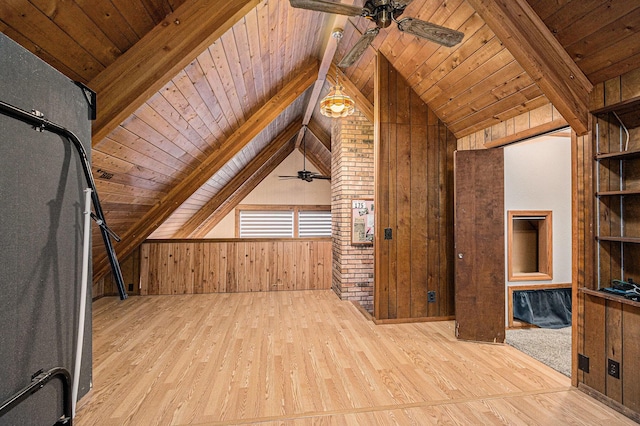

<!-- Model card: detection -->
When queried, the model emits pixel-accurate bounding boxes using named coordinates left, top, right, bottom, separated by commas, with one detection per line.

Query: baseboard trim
left=578, top=383, right=640, bottom=423
left=373, top=315, right=455, bottom=325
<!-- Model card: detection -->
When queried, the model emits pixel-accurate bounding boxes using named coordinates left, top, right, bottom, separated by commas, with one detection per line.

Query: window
left=508, top=210, right=552, bottom=281
left=239, top=210, right=294, bottom=238
left=298, top=210, right=332, bottom=237
left=236, top=205, right=331, bottom=238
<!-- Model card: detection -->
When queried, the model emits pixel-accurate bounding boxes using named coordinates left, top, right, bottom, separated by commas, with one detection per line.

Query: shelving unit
left=593, top=101, right=640, bottom=292
left=577, top=98, right=640, bottom=421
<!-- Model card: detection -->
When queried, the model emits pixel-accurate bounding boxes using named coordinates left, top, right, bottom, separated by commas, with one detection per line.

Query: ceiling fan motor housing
left=364, top=0, right=406, bottom=28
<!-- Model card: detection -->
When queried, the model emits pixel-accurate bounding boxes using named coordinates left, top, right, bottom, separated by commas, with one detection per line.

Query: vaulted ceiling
left=2, top=0, right=640, bottom=280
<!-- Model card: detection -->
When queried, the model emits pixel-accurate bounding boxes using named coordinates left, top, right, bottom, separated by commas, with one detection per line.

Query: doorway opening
left=502, top=129, right=572, bottom=377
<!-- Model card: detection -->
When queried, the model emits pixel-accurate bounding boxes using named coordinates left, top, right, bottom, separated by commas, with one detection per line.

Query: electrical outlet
left=128, top=283, right=134, bottom=292
left=608, top=359, right=620, bottom=379
left=578, top=354, right=590, bottom=373
left=427, top=291, right=436, bottom=303
left=384, top=228, right=392, bottom=240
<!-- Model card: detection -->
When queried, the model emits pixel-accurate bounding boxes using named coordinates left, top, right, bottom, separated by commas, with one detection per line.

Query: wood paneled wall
left=139, top=239, right=331, bottom=295
left=374, top=54, right=456, bottom=321
left=579, top=293, right=640, bottom=419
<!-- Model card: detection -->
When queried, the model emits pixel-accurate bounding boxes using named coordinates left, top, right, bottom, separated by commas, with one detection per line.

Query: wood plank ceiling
left=2, top=0, right=640, bottom=280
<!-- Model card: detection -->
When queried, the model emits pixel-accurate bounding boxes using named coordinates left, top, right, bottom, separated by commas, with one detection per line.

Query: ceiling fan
left=279, top=126, right=331, bottom=182
left=289, top=0, right=464, bottom=68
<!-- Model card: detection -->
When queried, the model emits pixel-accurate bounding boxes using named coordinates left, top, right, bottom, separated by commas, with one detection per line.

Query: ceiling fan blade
left=396, top=18, right=464, bottom=47
left=312, top=175, right=331, bottom=180
left=338, top=27, right=380, bottom=68
left=289, top=0, right=364, bottom=17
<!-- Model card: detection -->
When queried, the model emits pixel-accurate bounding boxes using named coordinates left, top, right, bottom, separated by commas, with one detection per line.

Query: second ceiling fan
left=279, top=126, right=331, bottom=183
left=290, top=0, right=464, bottom=68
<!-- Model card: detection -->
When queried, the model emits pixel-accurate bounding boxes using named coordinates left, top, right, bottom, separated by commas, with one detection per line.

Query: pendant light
left=320, top=29, right=355, bottom=118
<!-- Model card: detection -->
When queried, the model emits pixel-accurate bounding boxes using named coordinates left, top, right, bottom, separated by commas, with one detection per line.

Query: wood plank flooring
left=76, top=290, right=635, bottom=425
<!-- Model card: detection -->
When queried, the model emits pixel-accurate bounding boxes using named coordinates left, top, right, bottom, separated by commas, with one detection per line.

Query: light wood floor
left=76, top=290, right=634, bottom=425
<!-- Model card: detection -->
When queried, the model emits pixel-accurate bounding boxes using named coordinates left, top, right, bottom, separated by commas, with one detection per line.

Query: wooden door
left=454, top=149, right=505, bottom=342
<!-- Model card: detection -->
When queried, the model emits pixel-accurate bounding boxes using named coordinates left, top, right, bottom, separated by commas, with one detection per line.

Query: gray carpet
left=505, top=326, right=571, bottom=377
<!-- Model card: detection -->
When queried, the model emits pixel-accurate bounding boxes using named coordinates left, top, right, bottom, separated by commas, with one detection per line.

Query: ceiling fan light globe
left=320, top=87, right=355, bottom=118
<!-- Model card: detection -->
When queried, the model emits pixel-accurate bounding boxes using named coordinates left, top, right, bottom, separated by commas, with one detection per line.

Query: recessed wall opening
left=508, top=210, right=552, bottom=281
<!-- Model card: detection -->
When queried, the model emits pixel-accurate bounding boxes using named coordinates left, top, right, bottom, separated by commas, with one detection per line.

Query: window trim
left=235, top=204, right=331, bottom=238
left=507, top=210, right=553, bottom=281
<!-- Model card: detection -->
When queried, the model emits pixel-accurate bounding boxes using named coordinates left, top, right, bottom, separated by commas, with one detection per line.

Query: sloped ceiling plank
left=444, top=69, right=537, bottom=125
left=191, top=141, right=297, bottom=238
left=578, top=33, right=640, bottom=83
left=550, top=2, right=640, bottom=48
left=430, top=50, right=517, bottom=114
left=0, top=2, right=99, bottom=81
left=174, top=120, right=301, bottom=238
left=245, top=3, right=268, bottom=103
left=93, top=61, right=319, bottom=279
left=327, top=62, right=374, bottom=122
left=563, top=8, right=640, bottom=84
left=466, top=0, right=591, bottom=135
left=89, top=0, right=260, bottom=144
left=72, top=1, right=153, bottom=52
left=412, top=31, right=501, bottom=101
left=527, top=0, right=572, bottom=21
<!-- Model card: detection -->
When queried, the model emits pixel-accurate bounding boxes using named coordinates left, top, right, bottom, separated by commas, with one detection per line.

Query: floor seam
left=184, top=386, right=573, bottom=425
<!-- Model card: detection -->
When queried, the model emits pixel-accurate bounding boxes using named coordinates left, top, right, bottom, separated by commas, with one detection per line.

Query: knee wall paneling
left=140, top=239, right=332, bottom=295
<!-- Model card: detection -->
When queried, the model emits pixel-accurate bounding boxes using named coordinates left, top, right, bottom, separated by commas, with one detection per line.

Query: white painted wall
left=204, top=150, right=331, bottom=238
left=503, top=132, right=572, bottom=322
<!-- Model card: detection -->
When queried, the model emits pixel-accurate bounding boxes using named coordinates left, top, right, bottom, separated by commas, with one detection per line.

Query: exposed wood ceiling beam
left=93, top=61, right=319, bottom=279
left=89, top=0, right=260, bottom=144
left=295, top=13, right=352, bottom=148
left=301, top=141, right=331, bottom=177
left=466, top=0, right=592, bottom=135
left=327, top=62, right=374, bottom=122
left=191, top=140, right=296, bottom=238
left=483, top=117, right=569, bottom=149
left=308, top=117, right=331, bottom=151
left=174, top=120, right=301, bottom=238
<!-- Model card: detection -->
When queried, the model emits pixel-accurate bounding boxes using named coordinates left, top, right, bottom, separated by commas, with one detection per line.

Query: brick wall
left=331, top=109, right=375, bottom=312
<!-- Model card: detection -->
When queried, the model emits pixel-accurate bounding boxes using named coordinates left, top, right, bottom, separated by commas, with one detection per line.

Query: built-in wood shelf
left=596, top=189, right=640, bottom=197
left=580, top=287, right=640, bottom=308
left=596, top=236, right=640, bottom=244
left=595, top=148, right=640, bottom=161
